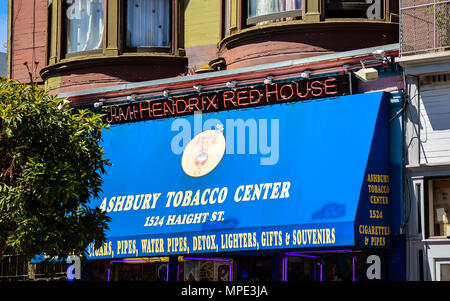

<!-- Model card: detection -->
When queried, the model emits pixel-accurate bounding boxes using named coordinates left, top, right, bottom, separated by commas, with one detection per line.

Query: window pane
left=248, top=0, right=302, bottom=18
left=126, top=0, right=170, bottom=47
left=224, top=0, right=231, bottom=37
left=432, top=179, right=450, bottom=236
left=326, top=0, right=383, bottom=19
left=441, top=264, right=450, bottom=281
left=65, top=0, right=104, bottom=54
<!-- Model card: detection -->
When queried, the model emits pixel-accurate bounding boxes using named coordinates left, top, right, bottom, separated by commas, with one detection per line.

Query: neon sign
left=103, top=75, right=349, bottom=124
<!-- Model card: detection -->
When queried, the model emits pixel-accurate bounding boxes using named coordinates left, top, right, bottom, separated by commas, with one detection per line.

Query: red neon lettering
left=175, top=99, right=188, bottom=114
left=265, top=84, right=279, bottom=103
left=237, top=90, right=249, bottom=106
left=152, top=101, right=164, bottom=117
left=310, top=81, right=324, bottom=97
left=223, top=91, right=237, bottom=108
left=280, top=84, right=294, bottom=100
left=106, top=106, right=117, bottom=123
left=163, top=101, right=175, bottom=116
left=249, top=89, right=262, bottom=104
left=296, top=81, right=310, bottom=98
left=188, top=97, right=201, bottom=112
left=124, top=105, right=137, bottom=121
left=118, top=107, right=128, bottom=121
left=324, top=78, right=338, bottom=95
left=132, top=106, right=139, bottom=120
left=203, top=95, right=218, bottom=110
left=140, top=101, right=152, bottom=119
left=104, top=76, right=345, bottom=124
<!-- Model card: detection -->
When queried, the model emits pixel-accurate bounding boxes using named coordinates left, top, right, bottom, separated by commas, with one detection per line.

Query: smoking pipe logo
left=181, top=124, right=226, bottom=177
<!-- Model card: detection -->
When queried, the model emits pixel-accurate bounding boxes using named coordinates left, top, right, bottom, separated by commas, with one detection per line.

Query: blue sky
left=0, top=0, right=6, bottom=53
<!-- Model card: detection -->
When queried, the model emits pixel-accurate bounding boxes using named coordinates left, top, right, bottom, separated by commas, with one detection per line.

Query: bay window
left=47, top=0, right=184, bottom=64
left=247, top=0, right=302, bottom=25
left=126, top=0, right=171, bottom=49
left=64, top=0, right=105, bottom=55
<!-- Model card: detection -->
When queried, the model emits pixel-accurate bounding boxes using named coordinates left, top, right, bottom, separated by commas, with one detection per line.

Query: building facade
left=7, top=0, right=406, bottom=281
left=397, top=0, right=450, bottom=281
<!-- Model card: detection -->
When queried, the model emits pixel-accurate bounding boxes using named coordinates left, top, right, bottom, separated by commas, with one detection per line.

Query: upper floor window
left=247, top=0, right=302, bottom=25
left=64, top=0, right=105, bottom=55
left=325, top=0, right=383, bottom=19
left=126, top=0, right=171, bottom=49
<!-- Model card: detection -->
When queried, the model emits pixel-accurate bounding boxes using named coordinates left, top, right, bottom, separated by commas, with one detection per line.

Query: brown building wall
left=10, top=0, right=48, bottom=83
left=219, top=22, right=399, bottom=69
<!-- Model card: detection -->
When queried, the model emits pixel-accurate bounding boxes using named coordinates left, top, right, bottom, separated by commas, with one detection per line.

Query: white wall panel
left=420, top=84, right=450, bottom=164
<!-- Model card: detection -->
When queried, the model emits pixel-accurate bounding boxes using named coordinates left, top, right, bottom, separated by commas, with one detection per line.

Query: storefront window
left=108, top=258, right=169, bottom=281
left=284, top=253, right=364, bottom=281
left=325, top=0, right=383, bottom=19
left=64, top=0, right=104, bottom=55
left=322, top=254, right=360, bottom=281
left=238, top=256, right=272, bottom=281
left=126, top=0, right=171, bottom=48
left=284, top=256, right=318, bottom=281
left=247, top=0, right=302, bottom=25
left=179, top=258, right=233, bottom=281
left=429, top=179, right=450, bottom=237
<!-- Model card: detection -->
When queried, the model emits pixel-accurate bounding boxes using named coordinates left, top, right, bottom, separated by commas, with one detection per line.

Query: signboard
left=102, top=75, right=350, bottom=125
left=87, top=91, right=390, bottom=259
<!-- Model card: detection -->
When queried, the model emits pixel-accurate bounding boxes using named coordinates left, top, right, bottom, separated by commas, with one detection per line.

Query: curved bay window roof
left=220, top=0, right=399, bottom=69
left=42, top=0, right=186, bottom=93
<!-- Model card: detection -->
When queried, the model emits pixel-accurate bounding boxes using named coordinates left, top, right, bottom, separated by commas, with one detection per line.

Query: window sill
left=125, top=46, right=172, bottom=54
left=64, top=49, right=103, bottom=59
left=424, top=237, right=450, bottom=242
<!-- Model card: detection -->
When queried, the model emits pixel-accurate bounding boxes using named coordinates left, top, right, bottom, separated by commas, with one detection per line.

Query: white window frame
left=427, top=178, right=450, bottom=238
left=435, top=258, right=450, bottom=281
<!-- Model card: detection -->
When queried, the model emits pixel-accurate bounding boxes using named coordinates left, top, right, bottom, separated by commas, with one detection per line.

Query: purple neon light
left=282, top=257, right=287, bottom=281
left=287, top=249, right=353, bottom=255
left=110, top=258, right=161, bottom=264
left=107, top=268, right=111, bottom=281
left=229, top=263, right=233, bottom=281
left=166, top=262, right=169, bottom=281
left=284, top=253, right=320, bottom=259
left=183, top=257, right=231, bottom=262
left=352, top=257, right=357, bottom=281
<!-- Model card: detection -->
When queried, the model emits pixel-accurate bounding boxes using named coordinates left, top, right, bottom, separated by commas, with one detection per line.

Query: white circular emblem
left=182, top=127, right=226, bottom=177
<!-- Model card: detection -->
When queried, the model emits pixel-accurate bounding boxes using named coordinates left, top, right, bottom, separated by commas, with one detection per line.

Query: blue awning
left=87, top=91, right=391, bottom=259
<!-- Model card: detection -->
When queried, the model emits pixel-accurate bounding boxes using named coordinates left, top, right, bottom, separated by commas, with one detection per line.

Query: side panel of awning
left=355, top=94, right=392, bottom=248
left=87, top=92, right=389, bottom=259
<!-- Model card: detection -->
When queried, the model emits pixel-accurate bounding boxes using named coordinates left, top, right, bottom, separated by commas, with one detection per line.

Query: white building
left=397, top=0, right=450, bottom=281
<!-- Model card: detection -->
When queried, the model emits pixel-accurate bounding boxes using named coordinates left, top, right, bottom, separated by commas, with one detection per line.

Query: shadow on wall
left=421, top=88, right=450, bottom=131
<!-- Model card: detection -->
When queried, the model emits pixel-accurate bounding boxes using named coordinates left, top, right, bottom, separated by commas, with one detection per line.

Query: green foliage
left=0, top=77, right=111, bottom=261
